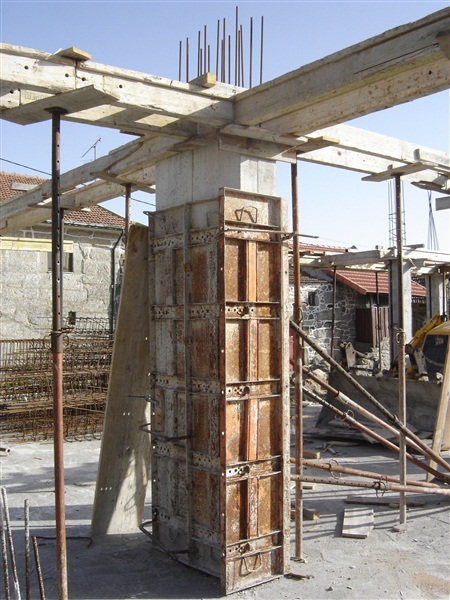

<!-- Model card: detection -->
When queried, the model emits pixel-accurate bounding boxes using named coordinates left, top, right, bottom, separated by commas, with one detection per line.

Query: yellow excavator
left=406, top=314, right=449, bottom=381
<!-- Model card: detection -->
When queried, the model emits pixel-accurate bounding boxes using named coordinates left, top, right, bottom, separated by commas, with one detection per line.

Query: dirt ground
left=0, top=404, right=449, bottom=600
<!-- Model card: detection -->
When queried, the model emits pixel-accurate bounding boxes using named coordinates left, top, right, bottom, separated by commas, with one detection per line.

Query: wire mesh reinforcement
left=0, top=336, right=112, bottom=442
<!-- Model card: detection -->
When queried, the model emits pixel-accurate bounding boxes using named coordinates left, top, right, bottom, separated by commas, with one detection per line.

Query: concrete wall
left=0, top=224, right=124, bottom=339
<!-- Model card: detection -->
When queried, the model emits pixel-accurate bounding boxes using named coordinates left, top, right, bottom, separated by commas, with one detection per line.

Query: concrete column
left=427, top=273, right=446, bottom=318
left=389, top=260, right=413, bottom=361
left=155, top=139, right=277, bottom=208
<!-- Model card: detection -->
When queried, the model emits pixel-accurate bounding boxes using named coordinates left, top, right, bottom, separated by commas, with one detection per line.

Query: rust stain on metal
left=148, top=189, right=290, bottom=594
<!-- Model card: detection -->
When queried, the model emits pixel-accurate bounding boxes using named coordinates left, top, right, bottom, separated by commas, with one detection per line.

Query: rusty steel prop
left=303, top=368, right=424, bottom=457
left=302, top=386, right=450, bottom=485
left=292, top=474, right=450, bottom=496
left=49, top=107, right=68, bottom=600
left=290, top=320, right=450, bottom=475
left=291, top=161, right=303, bottom=560
left=303, top=459, right=443, bottom=490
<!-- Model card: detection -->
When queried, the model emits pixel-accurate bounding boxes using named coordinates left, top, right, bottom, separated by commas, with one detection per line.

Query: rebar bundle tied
left=0, top=333, right=112, bottom=442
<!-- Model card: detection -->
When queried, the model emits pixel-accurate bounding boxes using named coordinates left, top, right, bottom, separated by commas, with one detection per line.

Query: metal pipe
left=290, top=320, right=450, bottom=474
left=1, top=487, right=21, bottom=600
left=25, top=500, right=30, bottom=600
left=32, top=538, right=46, bottom=600
left=302, top=368, right=422, bottom=455
left=302, top=385, right=450, bottom=484
left=292, top=474, right=450, bottom=496
left=124, top=183, right=131, bottom=247
left=291, top=162, right=303, bottom=559
left=395, top=173, right=407, bottom=524
left=110, top=229, right=124, bottom=335
left=375, top=271, right=382, bottom=367
left=302, top=459, right=442, bottom=489
left=0, top=489, right=10, bottom=600
left=331, top=267, right=337, bottom=358
left=49, top=107, right=68, bottom=600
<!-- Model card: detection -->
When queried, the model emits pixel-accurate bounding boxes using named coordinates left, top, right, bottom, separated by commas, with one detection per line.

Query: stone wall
left=0, top=224, right=124, bottom=339
left=290, top=271, right=358, bottom=366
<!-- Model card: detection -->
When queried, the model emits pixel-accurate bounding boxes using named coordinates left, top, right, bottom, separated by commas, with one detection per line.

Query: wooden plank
left=91, top=224, right=151, bottom=535
left=428, top=341, right=450, bottom=475
left=346, top=495, right=426, bottom=508
left=1, top=86, right=119, bottom=125
left=0, top=44, right=235, bottom=127
left=341, top=507, right=374, bottom=538
left=235, top=9, right=450, bottom=133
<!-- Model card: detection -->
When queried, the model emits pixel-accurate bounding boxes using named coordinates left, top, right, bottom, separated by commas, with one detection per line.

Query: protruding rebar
left=1, top=487, right=21, bottom=600
left=25, top=500, right=30, bottom=600
left=0, top=489, right=10, bottom=600
left=178, top=40, right=182, bottom=82
left=249, top=17, right=253, bottom=88
left=32, top=538, right=46, bottom=600
left=260, top=15, right=264, bottom=84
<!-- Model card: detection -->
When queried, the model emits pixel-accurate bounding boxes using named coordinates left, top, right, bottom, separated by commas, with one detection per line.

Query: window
left=308, top=291, right=318, bottom=306
left=47, top=252, right=74, bottom=273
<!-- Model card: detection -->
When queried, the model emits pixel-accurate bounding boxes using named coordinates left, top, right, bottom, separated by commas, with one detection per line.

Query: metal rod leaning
left=290, top=319, right=450, bottom=474
left=32, top=537, right=46, bottom=600
left=1, top=487, right=21, bottom=600
left=0, top=488, right=10, bottom=600
left=25, top=500, right=30, bottom=600
left=292, top=474, right=450, bottom=496
left=302, top=386, right=450, bottom=485
left=303, top=459, right=443, bottom=489
left=303, top=368, right=423, bottom=456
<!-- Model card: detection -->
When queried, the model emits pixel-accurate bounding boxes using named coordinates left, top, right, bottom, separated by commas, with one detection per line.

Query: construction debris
left=341, top=507, right=374, bottom=538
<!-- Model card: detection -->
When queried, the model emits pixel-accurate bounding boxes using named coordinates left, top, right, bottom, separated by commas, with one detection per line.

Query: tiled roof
left=289, top=240, right=348, bottom=254
left=330, top=270, right=426, bottom=298
left=0, top=171, right=125, bottom=229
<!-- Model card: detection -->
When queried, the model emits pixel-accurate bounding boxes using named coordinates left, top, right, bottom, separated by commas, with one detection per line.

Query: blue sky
left=1, top=0, right=449, bottom=251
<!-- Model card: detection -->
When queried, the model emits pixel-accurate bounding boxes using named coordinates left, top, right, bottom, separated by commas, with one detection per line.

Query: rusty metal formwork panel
left=148, top=188, right=290, bottom=594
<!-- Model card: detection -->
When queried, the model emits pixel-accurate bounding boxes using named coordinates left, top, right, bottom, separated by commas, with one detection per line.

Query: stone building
left=290, top=258, right=426, bottom=368
left=0, top=172, right=126, bottom=339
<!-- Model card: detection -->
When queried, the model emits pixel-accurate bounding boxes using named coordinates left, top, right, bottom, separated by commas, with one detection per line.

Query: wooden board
left=341, top=507, right=374, bottom=538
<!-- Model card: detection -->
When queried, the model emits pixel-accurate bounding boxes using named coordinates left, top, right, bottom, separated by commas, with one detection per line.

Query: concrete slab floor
left=0, top=421, right=449, bottom=600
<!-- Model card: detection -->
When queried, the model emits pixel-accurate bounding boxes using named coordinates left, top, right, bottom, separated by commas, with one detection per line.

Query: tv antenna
left=82, top=137, right=101, bottom=161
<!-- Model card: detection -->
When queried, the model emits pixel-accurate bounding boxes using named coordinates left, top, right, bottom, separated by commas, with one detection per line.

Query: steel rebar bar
left=24, top=500, right=30, bottom=600
left=32, top=538, right=45, bottom=600
left=1, top=488, right=21, bottom=600
left=0, top=489, right=10, bottom=600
